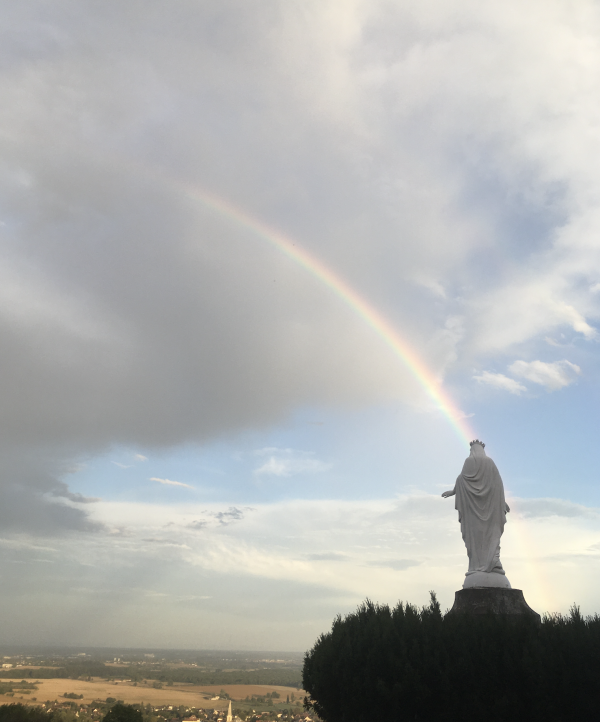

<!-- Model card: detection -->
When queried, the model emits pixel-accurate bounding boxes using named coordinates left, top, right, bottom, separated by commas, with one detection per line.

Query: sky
left=2, top=0, right=600, bottom=651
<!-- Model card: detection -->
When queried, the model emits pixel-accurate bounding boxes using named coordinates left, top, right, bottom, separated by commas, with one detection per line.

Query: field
left=0, top=679, right=305, bottom=711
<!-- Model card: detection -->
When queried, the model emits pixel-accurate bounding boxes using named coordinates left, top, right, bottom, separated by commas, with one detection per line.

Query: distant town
left=0, top=648, right=318, bottom=722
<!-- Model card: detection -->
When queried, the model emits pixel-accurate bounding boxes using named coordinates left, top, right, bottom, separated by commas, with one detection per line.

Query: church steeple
left=226, top=701, right=232, bottom=722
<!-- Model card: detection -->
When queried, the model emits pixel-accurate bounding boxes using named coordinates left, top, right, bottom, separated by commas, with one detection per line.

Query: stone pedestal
left=447, top=587, right=541, bottom=624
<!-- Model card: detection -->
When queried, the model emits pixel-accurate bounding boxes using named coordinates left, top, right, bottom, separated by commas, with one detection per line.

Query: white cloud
left=253, top=448, right=332, bottom=477
left=509, top=359, right=581, bottom=390
left=513, top=498, right=598, bottom=519
left=3, top=490, right=600, bottom=647
left=149, top=477, right=194, bottom=490
left=50, top=495, right=600, bottom=636
left=473, top=371, right=527, bottom=395
left=134, top=454, right=148, bottom=462
left=254, top=447, right=292, bottom=456
left=471, top=285, right=597, bottom=354
left=112, top=462, right=132, bottom=469
left=368, top=559, right=422, bottom=571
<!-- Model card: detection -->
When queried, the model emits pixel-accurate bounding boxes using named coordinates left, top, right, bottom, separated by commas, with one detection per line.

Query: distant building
left=226, top=702, right=232, bottom=722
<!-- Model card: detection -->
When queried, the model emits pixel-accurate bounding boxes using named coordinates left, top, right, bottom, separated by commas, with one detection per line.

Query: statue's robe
left=454, top=445, right=508, bottom=575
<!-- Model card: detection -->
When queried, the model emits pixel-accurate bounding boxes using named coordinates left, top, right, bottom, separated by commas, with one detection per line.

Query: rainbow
left=182, top=186, right=476, bottom=445
left=175, top=182, right=551, bottom=612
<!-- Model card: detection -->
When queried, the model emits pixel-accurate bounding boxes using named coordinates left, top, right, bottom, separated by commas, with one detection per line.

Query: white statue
left=442, top=440, right=511, bottom=589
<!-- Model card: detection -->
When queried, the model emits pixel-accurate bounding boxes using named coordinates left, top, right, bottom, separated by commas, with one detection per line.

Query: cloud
left=150, top=477, right=194, bottom=490
left=7, top=0, right=600, bottom=492
left=0, top=491, right=596, bottom=648
left=51, top=489, right=100, bottom=504
left=2, top=0, right=600, bottom=589
left=473, top=371, right=527, bottom=395
left=0, top=449, right=103, bottom=537
left=0, top=539, right=57, bottom=553
left=184, top=507, right=252, bottom=529
left=134, top=454, right=148, bottom=462
left=368, top=559, right=422, bottom=572
left=306, top=552, right=348, bottom=562
left=176, top=595, right=212, bottom=602
left=254, top=448, right=332, bottom=477
left=475, top=360, right=581, bottom=395
left=213, top=506, right=249, bottom=525
left=112, top=462, right=132, bottom=469
left=509, top=359, right=581, bottom=390
left=142, top=538, right=190, bottom=548
left=254, top=457, right=331, bottom=477
left=512, top=498, right=598, bottom=519
left=187, top=520, right=208, bottom=530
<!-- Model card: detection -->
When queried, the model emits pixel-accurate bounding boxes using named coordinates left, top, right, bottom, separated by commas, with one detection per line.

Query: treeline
left=303, top=593, right=600, bottom=722
left=0, top=663, right=109, bottom=680
left=0, top=703, right=143, bottom=722
left=0, top=704, right=51, bottom=722
left=137, top=667, right=302, bottom=688
left=0, top=663, right=302, bottom=689
left=0, top=682, right=37, bottom=698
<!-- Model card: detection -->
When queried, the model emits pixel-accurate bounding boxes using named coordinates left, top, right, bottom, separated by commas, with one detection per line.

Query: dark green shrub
left=303, top=594, right=600, bottom=722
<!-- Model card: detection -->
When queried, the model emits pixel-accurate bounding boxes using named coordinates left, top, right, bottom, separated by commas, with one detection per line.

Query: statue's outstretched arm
left=441, top=488, right=456, bottom=498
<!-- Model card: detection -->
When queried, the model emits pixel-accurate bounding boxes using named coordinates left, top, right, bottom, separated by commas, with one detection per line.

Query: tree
left=0, top=704, right=51, bottom=722
left=303, top=594, right=600, bottom=722
left=102, top=704, right=143, bottom=722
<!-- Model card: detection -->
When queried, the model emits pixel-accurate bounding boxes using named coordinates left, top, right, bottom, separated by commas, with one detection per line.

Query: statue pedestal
left=447, top=587, right=541, bottom=624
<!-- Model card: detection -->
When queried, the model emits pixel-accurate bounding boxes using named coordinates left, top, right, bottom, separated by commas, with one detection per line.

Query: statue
left=442, top=440, right=511, bottom=589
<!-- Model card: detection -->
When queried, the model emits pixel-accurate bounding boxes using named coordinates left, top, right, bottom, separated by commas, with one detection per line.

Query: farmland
left=0, top=679, right=304, bottom=710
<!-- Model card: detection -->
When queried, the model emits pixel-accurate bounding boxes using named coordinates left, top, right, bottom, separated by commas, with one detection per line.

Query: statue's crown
left=469, top=439, right=485, bottom=448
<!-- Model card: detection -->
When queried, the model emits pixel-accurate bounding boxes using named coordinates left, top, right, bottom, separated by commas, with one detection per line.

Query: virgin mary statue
left=442, top=440, right=511, bottom=589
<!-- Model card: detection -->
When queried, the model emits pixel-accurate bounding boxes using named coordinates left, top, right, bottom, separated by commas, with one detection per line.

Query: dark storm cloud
left=0, top=447, right=101, bottom=535
left=0, top=0, right=599, bottom=544
left=0, top=1, right=424, bottom=534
